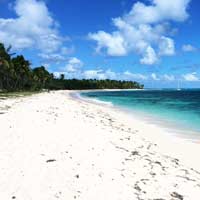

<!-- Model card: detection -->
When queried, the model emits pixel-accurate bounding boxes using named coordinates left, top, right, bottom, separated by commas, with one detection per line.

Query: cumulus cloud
left=0, top=0, right=64, bottom=53
left=124, top=0, right=190, bottom=25
left=182, top=72, right=199, bottom=81
left=158, top=37, right=175, bottom=56
left=140, top=46, right=158, bottom=65
left=182, top=44, right=197, bottom=52
left=89, top=0, right=190, bottom=65
left=88, top=31, right=126, bottom=56
left=163, top=74, right=175, bottom=81
left=151, top=73, right=160, bottom=80
left=65, top=57, right=83, bottom=73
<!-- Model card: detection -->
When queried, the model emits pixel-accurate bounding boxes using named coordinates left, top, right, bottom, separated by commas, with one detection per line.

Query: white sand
left=0, top=90, right=200, bottom=200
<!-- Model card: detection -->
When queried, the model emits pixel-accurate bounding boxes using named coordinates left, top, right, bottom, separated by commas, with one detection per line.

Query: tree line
left=0, top=43, right=144, bottom=92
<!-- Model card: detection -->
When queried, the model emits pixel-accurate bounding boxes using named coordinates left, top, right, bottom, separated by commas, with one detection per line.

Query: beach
left=0, top=90, right=200, bottom=200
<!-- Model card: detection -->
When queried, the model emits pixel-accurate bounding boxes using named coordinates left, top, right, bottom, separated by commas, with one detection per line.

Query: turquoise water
left=81, top=89, right=200, bottom=134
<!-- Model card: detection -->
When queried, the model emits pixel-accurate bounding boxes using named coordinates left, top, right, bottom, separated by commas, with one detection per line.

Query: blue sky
left=0, top=0, right=200, bottom=88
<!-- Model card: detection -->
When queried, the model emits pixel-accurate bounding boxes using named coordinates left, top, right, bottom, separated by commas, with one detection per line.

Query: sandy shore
left=0, top=91, right=200, bottom=200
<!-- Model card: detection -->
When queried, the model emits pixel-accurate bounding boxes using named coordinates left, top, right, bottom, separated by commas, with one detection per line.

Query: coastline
left=1, top=90, right=200, bottom=199
left=78, top=90, right=200, bottom=142
left=74, top=91, right=200, bottom=168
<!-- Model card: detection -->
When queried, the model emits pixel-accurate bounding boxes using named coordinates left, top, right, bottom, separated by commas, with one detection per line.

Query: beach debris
left=113, top=144, right=129, bottom=152
left=75, top=174, right=79, bottom=178
left=155, top=161, right=162, bottom=166
left=171, top=192, right=184, bottom=200
left=172, top=158, right=180, bottom=166
left=131, top=151, right=139, bottom=156
left=134, top=184, right=142, bottom=192
left=98, top=172, right=103, bottom=178
left=12, top=196, right=16, bottom=199
left=54, top=191, right=62, bottom=199
left=46, top=159, right=56, bottom=163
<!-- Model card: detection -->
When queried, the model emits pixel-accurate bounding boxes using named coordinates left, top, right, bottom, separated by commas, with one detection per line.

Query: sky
left=0, top=0, right=200, bottom=88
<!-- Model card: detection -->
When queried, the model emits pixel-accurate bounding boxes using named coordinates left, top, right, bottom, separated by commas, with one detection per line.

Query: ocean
left=81, top=89, right=200, bottom=138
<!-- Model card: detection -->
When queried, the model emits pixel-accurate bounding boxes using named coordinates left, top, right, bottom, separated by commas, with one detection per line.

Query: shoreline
left=1, top=90, right=200, bottom=199
left=72, top=91, right=200, bottom=169
left=77, top=90, right=200, bottom=142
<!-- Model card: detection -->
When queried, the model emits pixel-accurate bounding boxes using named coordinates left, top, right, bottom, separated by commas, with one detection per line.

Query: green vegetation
left=49, top=79, right=143, bottom=90
left=0, top=43, right=144, bottom=92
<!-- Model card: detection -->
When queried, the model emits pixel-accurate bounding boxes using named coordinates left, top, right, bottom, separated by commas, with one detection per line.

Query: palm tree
left=60, top=74, right=65, bottom=80
left=0, top=43, right=15, bottom=90
left=12, top=55, right=32, bottom=90
left=32, top=66, right=52, bottom=89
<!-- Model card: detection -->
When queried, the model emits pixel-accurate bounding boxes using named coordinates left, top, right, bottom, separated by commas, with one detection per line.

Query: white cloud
left=61, top=46, right=75, bottom=55
left=83, top=70, right=149, bottom=81
left=54, top=69, right=110, bottom=80
left=82, top=69, right=119, bottom=80
left=54, top=57, right=199, bottom=83
left=88, top=31, right=126, bottom=56
left=65, top=57, right=83, bottom=73
left=41, top=63, right=50, bottom=69
left=151, top=73, right=160, bottom=80
left=83, top=70, right=107, bottom=80
left=124, top=0, right=190, bottom=25
left=89, top=0, right=190, bottom=65
left=54, top=58, right=149, bottom=81
left=182, top=44, right=197, bottom=52
left=54, top=57, right=180, bottom=82
left=182, top=72, right=199, bottom=81
left=62, top=58, right=119, bottom=80
left=38, top=46, right=75, bottom=64
left=123, top=71, right=148, bottom=80
left=54, top=68, right=200, bottom=84
left=159, top=36, right=175, bottom=56
left=102, top=69, right=118, bottom=80
left=0, top=0, right=64, bottom=53
left=140, top=46, right=158, bottom=65
left=53, top=72, right=62, bottom=79
left=80, top=68, right=150, bottom=81
left=150, top=73, right=175, bottom=81
left=163, top=74, right=175, bottom=81
left=39, top=53, right=66, bottom=63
